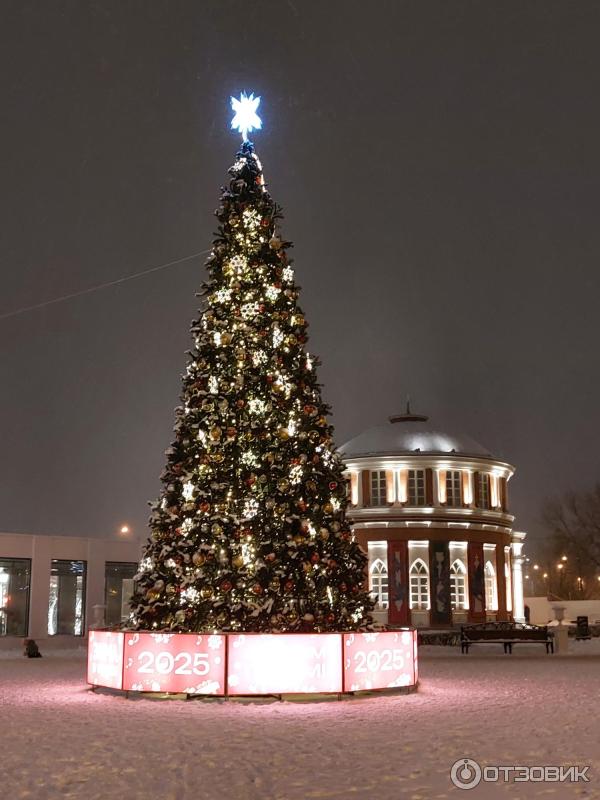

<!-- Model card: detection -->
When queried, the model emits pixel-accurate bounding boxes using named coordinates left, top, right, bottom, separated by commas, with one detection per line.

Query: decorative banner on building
left=468, top=542, right=486, bottom=621
left=122, top=632, right=226, bottom=695
left=429, top=540, right=452, bottom=625
left=227, top=633, right=342, bottom=695
left=343, top=630, right=416, bottom=691
left=87, top=630, right=124, bottom=690
left=388, top=540, right=409, bottom=625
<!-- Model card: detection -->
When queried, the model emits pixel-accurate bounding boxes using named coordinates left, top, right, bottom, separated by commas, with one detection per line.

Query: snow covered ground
left=1, top=640, right=599, bottom=799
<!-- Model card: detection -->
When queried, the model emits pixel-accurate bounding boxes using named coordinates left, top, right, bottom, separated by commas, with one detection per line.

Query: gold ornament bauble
left=322, top=503, right=334, bottom=514
left=200, top=586, right=213, bottom=599
left=192, top=552, right=205, bottom=566
left=232, top=554, right=244, bottom=569
left=209, top=426, right=222, bottom=441
left=277, top=479, right=289, bottom=492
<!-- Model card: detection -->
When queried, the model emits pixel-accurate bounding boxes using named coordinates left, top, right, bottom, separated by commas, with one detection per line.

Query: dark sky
left=1, top=1, right=599, bottom=548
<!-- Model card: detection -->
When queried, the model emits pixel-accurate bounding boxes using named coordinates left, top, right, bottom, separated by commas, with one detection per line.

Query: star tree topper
left=231, top=92, right=262, bottom=141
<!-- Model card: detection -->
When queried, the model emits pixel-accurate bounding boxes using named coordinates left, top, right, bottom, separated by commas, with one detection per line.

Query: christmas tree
left=130, top=95, right=373, bottom=633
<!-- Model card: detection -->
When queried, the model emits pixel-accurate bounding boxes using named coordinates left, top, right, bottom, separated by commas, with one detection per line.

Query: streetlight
left=533, top=564, right=539, bottom=570
left=561, top=555, right=568, bottom=561
left=120, top=525, right=130, bottom=535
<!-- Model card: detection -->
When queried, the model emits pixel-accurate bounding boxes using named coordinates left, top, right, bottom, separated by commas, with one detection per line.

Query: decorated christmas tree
left=130, top=95, right=373, bottom=633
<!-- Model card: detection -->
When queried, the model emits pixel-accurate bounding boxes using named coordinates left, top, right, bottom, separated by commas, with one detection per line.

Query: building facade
left=0, top=531, right=142, bottom=641
left=341, top=410, right=526, bottom=627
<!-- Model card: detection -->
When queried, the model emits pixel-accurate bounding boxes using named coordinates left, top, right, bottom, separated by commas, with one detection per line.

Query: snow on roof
left=339, top=415, right=492, bottom=459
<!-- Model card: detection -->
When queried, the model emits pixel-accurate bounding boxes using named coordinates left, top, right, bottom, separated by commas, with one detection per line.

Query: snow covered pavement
left=1, top=641, right=599, bottom=799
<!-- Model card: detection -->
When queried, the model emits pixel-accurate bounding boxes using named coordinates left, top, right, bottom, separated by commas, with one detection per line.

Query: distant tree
left=541, top=485, right=600, bottom=599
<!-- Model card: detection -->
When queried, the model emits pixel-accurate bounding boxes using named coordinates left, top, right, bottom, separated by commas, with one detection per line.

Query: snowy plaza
left=1, top=642, right=598, bottom=799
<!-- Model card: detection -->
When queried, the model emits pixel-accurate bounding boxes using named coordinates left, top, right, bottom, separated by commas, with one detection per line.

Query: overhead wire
left=0, top=249, right=210, bottom=322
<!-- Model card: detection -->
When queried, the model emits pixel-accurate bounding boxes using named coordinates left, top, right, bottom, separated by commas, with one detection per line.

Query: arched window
left=485, top=560, right=498, bottom=611
left=369, top=558, right=389, bottom=609
left=450, top=559, right=467, bottom=610
left=409, top=558, right=429, bottom=610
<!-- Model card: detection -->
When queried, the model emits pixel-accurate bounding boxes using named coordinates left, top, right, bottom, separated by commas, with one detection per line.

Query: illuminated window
left=485, top=561, right=498, bottom=611
left=369, top=558, right=389, bottom=609
left=478, top=473, right=490, bottom=509
left=409, top=558, right=429, bottom=610
left=407, top=469, right=426, bottom=505
left=48, top=560, right=86, bottom=636
left=105, top=562, right=138, bottom=626
left=445, top=471, right=462, bottom=506
left=0, top=558, right=31, bottom=637
left=450, top=559, right=467, bottom=610
left=370, top=470, right=387, bottom=506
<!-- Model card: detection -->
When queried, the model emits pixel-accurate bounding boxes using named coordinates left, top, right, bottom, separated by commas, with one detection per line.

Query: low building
left=340, top=408, right=526, bottom=627
left=0, top=531, right=142, bottom=642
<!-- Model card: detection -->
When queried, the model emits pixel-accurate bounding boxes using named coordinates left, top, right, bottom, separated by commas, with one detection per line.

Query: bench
left=460, top=622, right=554, bottom=654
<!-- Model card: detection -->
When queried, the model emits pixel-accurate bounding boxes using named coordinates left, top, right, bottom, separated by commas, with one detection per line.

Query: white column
left=511, top=532, right=527, bottom=623
left=30, top=536, right=53, bottom=640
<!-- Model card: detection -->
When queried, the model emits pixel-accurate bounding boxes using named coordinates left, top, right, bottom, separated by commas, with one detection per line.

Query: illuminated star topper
left=230, top=92, right=262, bottom=141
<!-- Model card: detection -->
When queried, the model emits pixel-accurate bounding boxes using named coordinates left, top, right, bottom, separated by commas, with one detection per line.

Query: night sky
left=2, top=1, right=599, bottom=548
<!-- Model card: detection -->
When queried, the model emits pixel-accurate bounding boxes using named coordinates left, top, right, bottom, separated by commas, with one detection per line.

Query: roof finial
left=389, top=398, right=428, bottom=424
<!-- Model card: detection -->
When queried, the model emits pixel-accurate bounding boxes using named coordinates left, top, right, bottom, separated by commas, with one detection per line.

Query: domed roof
left=339, top=410, right=492, bottom=459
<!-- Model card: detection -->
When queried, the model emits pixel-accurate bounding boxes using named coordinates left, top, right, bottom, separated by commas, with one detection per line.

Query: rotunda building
left=340, top=408, right=526, bottom=628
